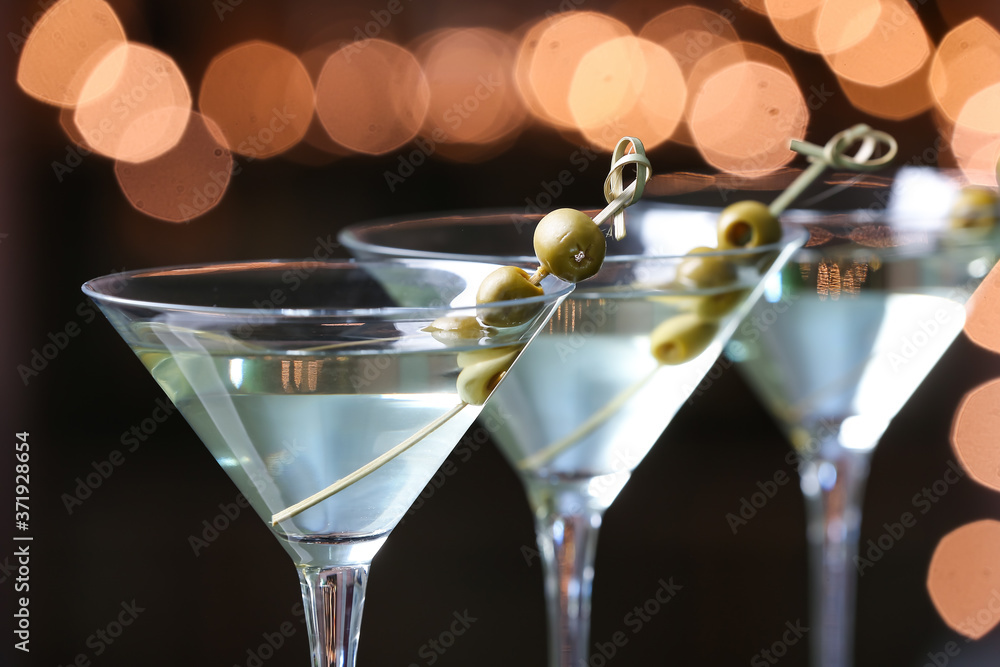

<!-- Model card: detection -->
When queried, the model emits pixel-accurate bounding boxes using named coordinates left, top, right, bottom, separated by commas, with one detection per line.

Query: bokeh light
left=834, top=59, right=933, bottom=120
left=964, top=261, right=1000, bottom=353
left=568, top=36, right=686, bottom=151
left=517, top=12, right=631, bottom=129
left=814, top=0, right=881, bottom=55
left=290, top=42, right=351, bottom=164
left=199, top=41, right=315, bottom=159
left=16, top=0, right=126, bottom=107
left=689, top=59, right=808, bottom=176
left=928, top=519, right=1000, bottom=639
left=764, top=0, right=825, bottom=53
left=639, top=7, right=738, bottom=78
left=638, top=7, right=737, bottom=146
left=417, top=28, right=525, bottom=154
left=315, top=39, right=429, bottom=155
left=114, top=112, right=233, bottom=222
left=951, top=379, right=1000, bottom=492
left=950, top=83, right=1000, bottom=187
left=73, top=43, right=192, bottom=163
left=684, top=42, right=796, bottom=153
left=930, top=19, right=1000, bottom=124
left=818, top=0, right=931, bottom=87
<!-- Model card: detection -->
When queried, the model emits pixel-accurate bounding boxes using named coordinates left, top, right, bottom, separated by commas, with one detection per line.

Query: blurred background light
left=930, top=18, right=1000, bottom=124
left=113, top=112, right=233, bottom=222
left=951, top=83, right=1000, bottom=187
left=417, top=27, right=525, bottom=155
left=690, top=59, right=808, bottom=176
left=819, top=0, right=931, bottom=87
left=518, top=12, right=630, bottom=130
left=73, top=43, right=191, bottom=163
left=569, top=36, right=686, bottom=151
left=316, top=39, right=429, bottom=155
left=16, top=0, right=126, bottom=107
left=964, top=261, right=1000, bottom=353
left=928, top=519, right=1000, bottom=639
left=763, top=0, right=825, bottom=53
left=198, top=40, right=315, bottom=159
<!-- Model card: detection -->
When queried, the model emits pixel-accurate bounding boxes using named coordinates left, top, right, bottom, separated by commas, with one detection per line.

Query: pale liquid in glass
left=139, top=348, right=484, bottom=564
left=732, top=292, right=966, bottom=452
left=486, top=296, right=734, bottom=509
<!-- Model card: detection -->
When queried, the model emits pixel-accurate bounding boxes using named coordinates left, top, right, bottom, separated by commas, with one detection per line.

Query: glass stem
left=799, top=443, right=871, bottom=667
left=298, top=563, right=370, bottom=667
left=534, top=499, right=604, bottom=667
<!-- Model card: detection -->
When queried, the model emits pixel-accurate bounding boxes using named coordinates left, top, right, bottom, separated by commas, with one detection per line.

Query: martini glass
left=722, top=170, right=1000, bottom=667
left=81, top=258, right=572, bottom=667
left=340, top=209, right=807, bottom=666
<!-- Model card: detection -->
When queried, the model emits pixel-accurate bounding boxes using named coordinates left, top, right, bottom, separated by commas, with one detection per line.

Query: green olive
left=949, top=186, right=998, bottom=230
left=650, top=313, right=719, bottom=365
left=692, top=288, right=749, bottom=319
left=457, top=344, right=522, bottom=369
left=717, top=200, right=781, bottom=250
left=653, top=289, right=747, bottom=320
left=139, top=352, right=192, bottom=403
left=676, top=246, right=738, bottom=289
left=456, top=347, right=519, bottom=405
left=476, top=266, right=544, bottom=327
left=533, top=208, right=606, bottom=282
left=425, top=315, right=488, bottom=345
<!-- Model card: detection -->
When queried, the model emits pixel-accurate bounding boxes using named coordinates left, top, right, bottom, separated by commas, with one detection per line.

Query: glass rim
left=338, top=208, right=809, bottom=264
left=81, top=258, right=575, bottom=319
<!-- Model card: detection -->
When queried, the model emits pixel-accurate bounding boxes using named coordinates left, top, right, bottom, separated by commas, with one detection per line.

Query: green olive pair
left=429, top=208, right=607, bottom=405
left=650, top=200, right=781, bottom=365
left=474, top=207, right=605, bottom=329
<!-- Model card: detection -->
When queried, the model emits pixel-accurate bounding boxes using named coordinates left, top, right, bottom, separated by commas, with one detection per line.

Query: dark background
left=4, top=1, right=1000, bottom=666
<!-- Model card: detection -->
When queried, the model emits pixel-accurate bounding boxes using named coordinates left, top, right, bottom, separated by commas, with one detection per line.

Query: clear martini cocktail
left=725, top=168, right=1000, bottom=667
left=341, top=208, right=807, bottom=666
left=82, top=259, right=573, bottom=667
